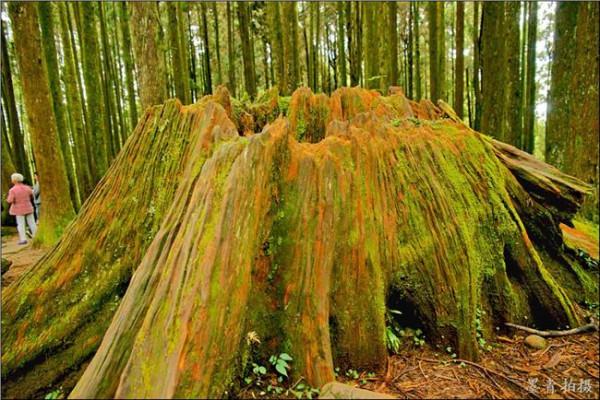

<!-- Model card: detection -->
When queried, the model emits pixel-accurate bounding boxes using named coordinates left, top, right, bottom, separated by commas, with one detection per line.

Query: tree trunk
left=118, top=3, right=138, bottom=130
left=57, top=3, right=93, bottom=199
left=8, top=2, right=75, bottom=245
left=414, top=2, right=422, bottom=100
left=2, top=88, right=596, bottom=399
left=237, top=2, right=257, bottom=99
left=282, top=2, right=300, bottom=93
left=1, top=21, right=30, bottom=182
left=504, top=2, right=522, bottom=147
left=211, top=3, right=223, bottom=86
left=38, top=2, right=81, bottom=210
left=546, top=2, right=599, bottom=221
left=336, top=2, right=347, bottom=88
left=428, top=3, right=439, bottom=101
left=480, top=2, right=506, bottom=141
left=130, top=2, right=167, bottom=110
left=226, top=2, right=237, bottom=97
left=364, top=2, right=380, bottom=90
left=473, top=1, right=482, bottom=131
left=454, top=2, right=464, bottom=118
left=523, top=2, right=537, bottom=155
left=167, top=2, right=191, bottom=104
left=199, top=2, right=212, bottom=95
left=79, top=1, right=109, bottom=181
left=388, top=2, right=399, bottom=88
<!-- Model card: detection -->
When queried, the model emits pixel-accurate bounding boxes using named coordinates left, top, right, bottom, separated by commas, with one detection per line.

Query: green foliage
left=44, top=388, right=63, bottom=400
left=475, top=308, right=492, bottom=351
left=384, top=308, right=404, bottom=354
left=269, top=352, right=292, bottom=378
left=344, top=368, right=359, bottom=380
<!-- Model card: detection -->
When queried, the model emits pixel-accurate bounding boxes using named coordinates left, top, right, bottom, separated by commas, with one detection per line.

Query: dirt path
left=1, top=230, right=48, bottom=287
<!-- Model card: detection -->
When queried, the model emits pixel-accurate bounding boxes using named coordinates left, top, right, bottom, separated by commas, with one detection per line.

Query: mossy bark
left=130, top=3, right=167, bottom=110
left=38, top=2, right=81, bottom=210
left=546, top=2, right=599, bottom=222
left=7, top=2, right=75, bottom=246
left=78, top=2, right=109, bottom=181
left=2, top=87, right=596, bottom=399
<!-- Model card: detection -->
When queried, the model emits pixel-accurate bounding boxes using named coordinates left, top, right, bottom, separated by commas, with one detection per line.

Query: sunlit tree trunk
left=0, top=20, right=30, bottom=181
left=523, top=2, right=537, bottom=154
left=388, top=2, right=399, bottom=88
left=454, top=2, right=464, bottom=118
left=119, top=3, right=138, bottom=130
left=8, top=1, right=74, bottom=245
left=79, top=2, right=109, bottom=181
left=130, top=2, right=167, bottom=110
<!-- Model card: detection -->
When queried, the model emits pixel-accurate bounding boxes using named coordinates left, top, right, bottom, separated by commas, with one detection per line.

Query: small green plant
left=345, top=368, right=359, bottom=380
left=385, top=308, right=404, bottom=354
left=288, top=382, right=320, bottom=399
left=475, top=308, right=492, bottom=351
left=269, top=353, right=293, bottom=378
left=391, top=118, right=401, bottom=127
left=44, top=388, right=63, bottom=400
left=412, top=328, right=425, bottom=347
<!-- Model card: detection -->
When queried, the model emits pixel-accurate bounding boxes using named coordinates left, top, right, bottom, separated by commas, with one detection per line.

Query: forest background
left=1, top=1, right=598, bottom=245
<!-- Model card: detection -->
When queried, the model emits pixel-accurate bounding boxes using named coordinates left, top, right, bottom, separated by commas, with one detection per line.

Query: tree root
left=505, top=321, right=599, bottom=337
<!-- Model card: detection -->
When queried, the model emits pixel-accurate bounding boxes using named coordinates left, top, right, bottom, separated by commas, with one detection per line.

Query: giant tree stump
left=2, top=87, right=597, bottom=399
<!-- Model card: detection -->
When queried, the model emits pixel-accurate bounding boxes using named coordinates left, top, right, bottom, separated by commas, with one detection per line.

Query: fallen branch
left=505, top=322, right=599, bottom=337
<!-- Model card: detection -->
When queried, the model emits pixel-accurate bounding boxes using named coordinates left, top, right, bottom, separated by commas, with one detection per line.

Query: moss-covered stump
left=2, top=87, right=597, bottom=399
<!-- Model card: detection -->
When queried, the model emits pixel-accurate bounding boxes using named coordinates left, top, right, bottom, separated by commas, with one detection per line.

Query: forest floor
left=1, top=227, right=46, bottom=287
left=1, top=225, right=598, bottom=399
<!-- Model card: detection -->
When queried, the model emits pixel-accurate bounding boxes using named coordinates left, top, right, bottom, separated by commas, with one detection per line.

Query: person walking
left=32, top=172, right=41, bottom=221
left=6, top=173, right=37, bottom=245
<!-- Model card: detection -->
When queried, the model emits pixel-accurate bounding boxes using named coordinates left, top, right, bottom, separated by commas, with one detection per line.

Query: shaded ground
left=1, top=229, right=47, bottom=287
left=343, top=332, right=599, bottom=399
left=239, top=332, right=599, bottom=399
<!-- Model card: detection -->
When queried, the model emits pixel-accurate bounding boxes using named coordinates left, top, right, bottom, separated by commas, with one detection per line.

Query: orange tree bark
left=7, top=2, right=74, bottom=245
left=2, top=87, right=597, bottom=399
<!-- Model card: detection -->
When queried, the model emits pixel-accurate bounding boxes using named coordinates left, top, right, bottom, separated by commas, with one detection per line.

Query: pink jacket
left=6, top=183, right=34, bottom=216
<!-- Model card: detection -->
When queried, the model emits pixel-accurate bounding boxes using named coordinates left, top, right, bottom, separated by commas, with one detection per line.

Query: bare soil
left=1, top=229, right=47, bottom=287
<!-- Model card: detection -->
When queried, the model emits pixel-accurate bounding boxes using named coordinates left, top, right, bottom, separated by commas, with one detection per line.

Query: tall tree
left=199, top=2, right=212, bottom=95
left=480, top=2, right=506, bottom=141
left=546, top=2, right=599, bottom=220
left=454, top=2, right=464, bottom=118
left=413, top=2, right=422, bottom=100
left=428, top=3, right=445, bottom=101
left=348, top=2, right=362, bottom=86
left=79, top=2, right=108, bottom=181
left=58, top=3, right=93, bottom=198
left=237, top=1, right=257, bottom=99
left=167, top=2, right=191, bottom=103
left=130, top=3, right=167, bottom=110
left=388, top=2, right=399, bottom=88
left=0, top=20, right=30, bottom=180
left=336, top=2, right=347, bottom=87
left=364, top=2, right=380, bottom=89
left=118, top=3, right=138, bottom=130
left=8, top=1, right=74, bottom=244
left=523, top=2, right=538, bottom=154
left=504, top=2, right=522, bottom=147
left=38, top=2, right=81, bottom=209
left=282, top=2, right=300, bottom=93
left=473, top=2, right=482, bottom=130
left=211, top=3, right=223, bottom=86
left=226, top=2, right=237, bottom=97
